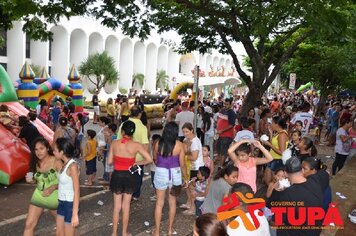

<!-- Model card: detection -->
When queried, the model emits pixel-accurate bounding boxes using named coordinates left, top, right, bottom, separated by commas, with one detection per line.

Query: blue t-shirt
left=331, top=111, right=339, bottom=128
left=51, top=107, right=61, bottom=123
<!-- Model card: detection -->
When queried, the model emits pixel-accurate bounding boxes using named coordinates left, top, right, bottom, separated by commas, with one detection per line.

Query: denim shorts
left=57, top=200, right=73, bottom=224
left=153, top=167, right=182, bottom=190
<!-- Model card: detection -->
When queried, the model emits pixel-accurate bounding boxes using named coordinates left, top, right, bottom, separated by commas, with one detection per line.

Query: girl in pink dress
left=228, top=140, right=273, bottom=193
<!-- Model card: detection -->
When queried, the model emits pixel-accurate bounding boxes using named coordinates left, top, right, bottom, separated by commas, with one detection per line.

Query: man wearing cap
left=268, top=157, right=329, bottom=236
left=175, top=101, right=194, bottom=142
left=117, top=105, right=149, bottom=201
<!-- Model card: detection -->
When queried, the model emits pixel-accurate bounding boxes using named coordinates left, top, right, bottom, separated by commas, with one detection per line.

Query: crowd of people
left=6, top=88, right=354, bottom=236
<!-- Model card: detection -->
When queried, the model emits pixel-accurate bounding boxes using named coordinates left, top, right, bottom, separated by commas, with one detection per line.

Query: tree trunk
left=240, top=86, right=263, bottom=116
left=317, top=88, right=331, bottom=115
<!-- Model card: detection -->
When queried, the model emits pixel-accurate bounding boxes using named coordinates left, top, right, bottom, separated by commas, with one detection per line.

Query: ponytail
left=302, top=137, right=317, bottom=157
left=303, top=157, right=324, bottom=171
left=213, top=164, right=238, bottom=180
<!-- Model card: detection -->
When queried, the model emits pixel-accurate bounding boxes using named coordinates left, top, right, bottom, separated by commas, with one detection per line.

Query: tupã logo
left=217, top=192, right=265, bottom=231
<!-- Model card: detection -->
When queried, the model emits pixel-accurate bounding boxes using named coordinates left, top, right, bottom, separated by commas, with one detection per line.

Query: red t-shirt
left=270, top=101, right=281, bottom=113
left=217, top=109, right=236, bottom=139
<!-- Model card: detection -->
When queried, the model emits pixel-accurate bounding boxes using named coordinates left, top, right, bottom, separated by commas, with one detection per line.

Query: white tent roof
left=175, top=74, right=241, bottom=87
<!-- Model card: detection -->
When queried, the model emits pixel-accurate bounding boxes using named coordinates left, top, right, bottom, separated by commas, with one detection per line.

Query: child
left=266, top=168, right=287, bottom=198
left=104, top=123, right=118, bottom=183
left=289, top=130, right=301, bottom=158
left=192, top=166, right=210, bottom=217
left=200, top=164, right=239, bottom=214
left=53, top=137, right=80, bottom=235
left=234, top=117, right=254, bottom=142
left=202, top=145, right=214, bottom=177
left=84, top=129, right=97, bottom=186
left=150, top=134, right=161, bottom=201
left=51, top=101, right=62, bottom=131
left=294, top=120, right=303, bottom=133
left=228, top=139, right=273, bottom=193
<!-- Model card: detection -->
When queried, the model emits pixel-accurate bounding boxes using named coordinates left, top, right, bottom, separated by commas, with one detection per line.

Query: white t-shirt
left=227, top=210, right=271, bottom=236
left=234, top=130, right=254, bottom=142
left=291, top=112, right=313, bottom=136
left=190, top=136, right=204, bottom=170
left=197, top=114, right=203, bottom=128
left=335, top=128, right=350, bottom=155
left=175, top=110, right=194, bottom=137
left=205, top=117, right=215, bottom=136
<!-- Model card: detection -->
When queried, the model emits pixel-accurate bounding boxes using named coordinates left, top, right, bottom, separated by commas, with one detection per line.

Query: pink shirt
left=235, top=157, right=257, bottom=193
left=349, top=128, right=356, bottom=149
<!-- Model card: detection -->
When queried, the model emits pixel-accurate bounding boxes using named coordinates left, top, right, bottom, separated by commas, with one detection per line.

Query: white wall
left=4, top=17, right=236, bottom=95
left=50, top=25, right=69, bottom=83
left=30, top=40, right=49, bottom=72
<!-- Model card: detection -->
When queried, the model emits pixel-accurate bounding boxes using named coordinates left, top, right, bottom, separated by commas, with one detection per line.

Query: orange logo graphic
left=217, top=192, right=265, bottom=231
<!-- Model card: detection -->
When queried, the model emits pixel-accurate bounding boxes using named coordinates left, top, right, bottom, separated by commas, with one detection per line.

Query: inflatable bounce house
left=0, top=63, right=83, bottom=185
left=15, top=62, right=83, bottom=112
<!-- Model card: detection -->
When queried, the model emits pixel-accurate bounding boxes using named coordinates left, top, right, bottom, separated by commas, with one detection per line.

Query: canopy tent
left=175, top=74, right=242, bottom=88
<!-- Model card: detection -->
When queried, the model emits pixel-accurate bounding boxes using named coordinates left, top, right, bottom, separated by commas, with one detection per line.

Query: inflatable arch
left=170, top=82, right=195, bottom=100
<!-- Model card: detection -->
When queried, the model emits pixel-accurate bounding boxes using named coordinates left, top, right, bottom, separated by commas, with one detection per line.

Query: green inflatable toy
left=296, top=82, right=312, bottom=93
left=0, top=65, right=18, bottom=102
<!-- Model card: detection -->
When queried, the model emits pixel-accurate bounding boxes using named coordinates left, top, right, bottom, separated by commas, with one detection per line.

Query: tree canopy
left=78, top=51, right=119, bottom=92
left=2, top=0, right=355, bottom=112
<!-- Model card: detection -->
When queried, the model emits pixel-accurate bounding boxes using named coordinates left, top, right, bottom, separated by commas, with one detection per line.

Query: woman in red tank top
left=107, top=120, right=152, bottom=236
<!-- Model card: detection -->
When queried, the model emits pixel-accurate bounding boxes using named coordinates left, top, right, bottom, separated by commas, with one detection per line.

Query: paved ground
left=1, top=115, right=356, bottom=235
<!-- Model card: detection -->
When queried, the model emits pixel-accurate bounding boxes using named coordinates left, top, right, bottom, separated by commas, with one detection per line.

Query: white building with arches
left=0, top=16, right=244, bottom=100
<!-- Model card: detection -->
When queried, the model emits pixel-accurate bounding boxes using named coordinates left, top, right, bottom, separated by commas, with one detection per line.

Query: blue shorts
left=86, top=157, right=97, bottom=175
left=57, top=200, right=73, bottom=224
left=267, top=159, right=284, bottom=172
left=154, top=167, right=182, bottom=190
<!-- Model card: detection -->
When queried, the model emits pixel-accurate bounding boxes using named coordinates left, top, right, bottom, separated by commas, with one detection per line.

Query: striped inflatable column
left=17, top=62, right=39, bottom=109
left=68, top=65, right=83, bottom=112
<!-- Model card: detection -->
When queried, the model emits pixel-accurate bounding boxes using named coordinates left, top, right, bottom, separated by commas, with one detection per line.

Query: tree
left=79, top=51, right=119, bottom=92
left=3, top=1, right=354, bottom=114
left=281, top=40, right=356, bottom=111
left=281, top=4, right=356, bottom=111
left=156, top=70, right=168, bottom=92
left=132, top=73, right=145, bottom=89
left=93, top=0, right=352, bottom=114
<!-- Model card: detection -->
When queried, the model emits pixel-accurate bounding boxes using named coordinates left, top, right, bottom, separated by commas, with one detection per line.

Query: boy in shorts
left=84, top=129, right=97, bottom=186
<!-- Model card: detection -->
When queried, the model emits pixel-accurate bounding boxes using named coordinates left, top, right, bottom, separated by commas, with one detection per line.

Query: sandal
left=168, top=229, right=177, bottom=235
left=182, top=210, right=195, bottom=216
left=179, top=203, right=190, bottom=209
left=84, top=182, right=93, bottom=186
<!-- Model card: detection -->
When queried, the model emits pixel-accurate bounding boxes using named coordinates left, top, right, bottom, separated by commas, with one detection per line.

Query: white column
left=89, top=32, right=104, bottom=55
left=7, top=21, right=25, bottom=82
left=157, top=45, right=168, bottom=72
left=145, top=43, right=158, bottom=92
left=70, top=29, right=88, bottom=67
left=104, top=35, right=120, bottom=94
left=119, top=38, right=133, bottom=92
